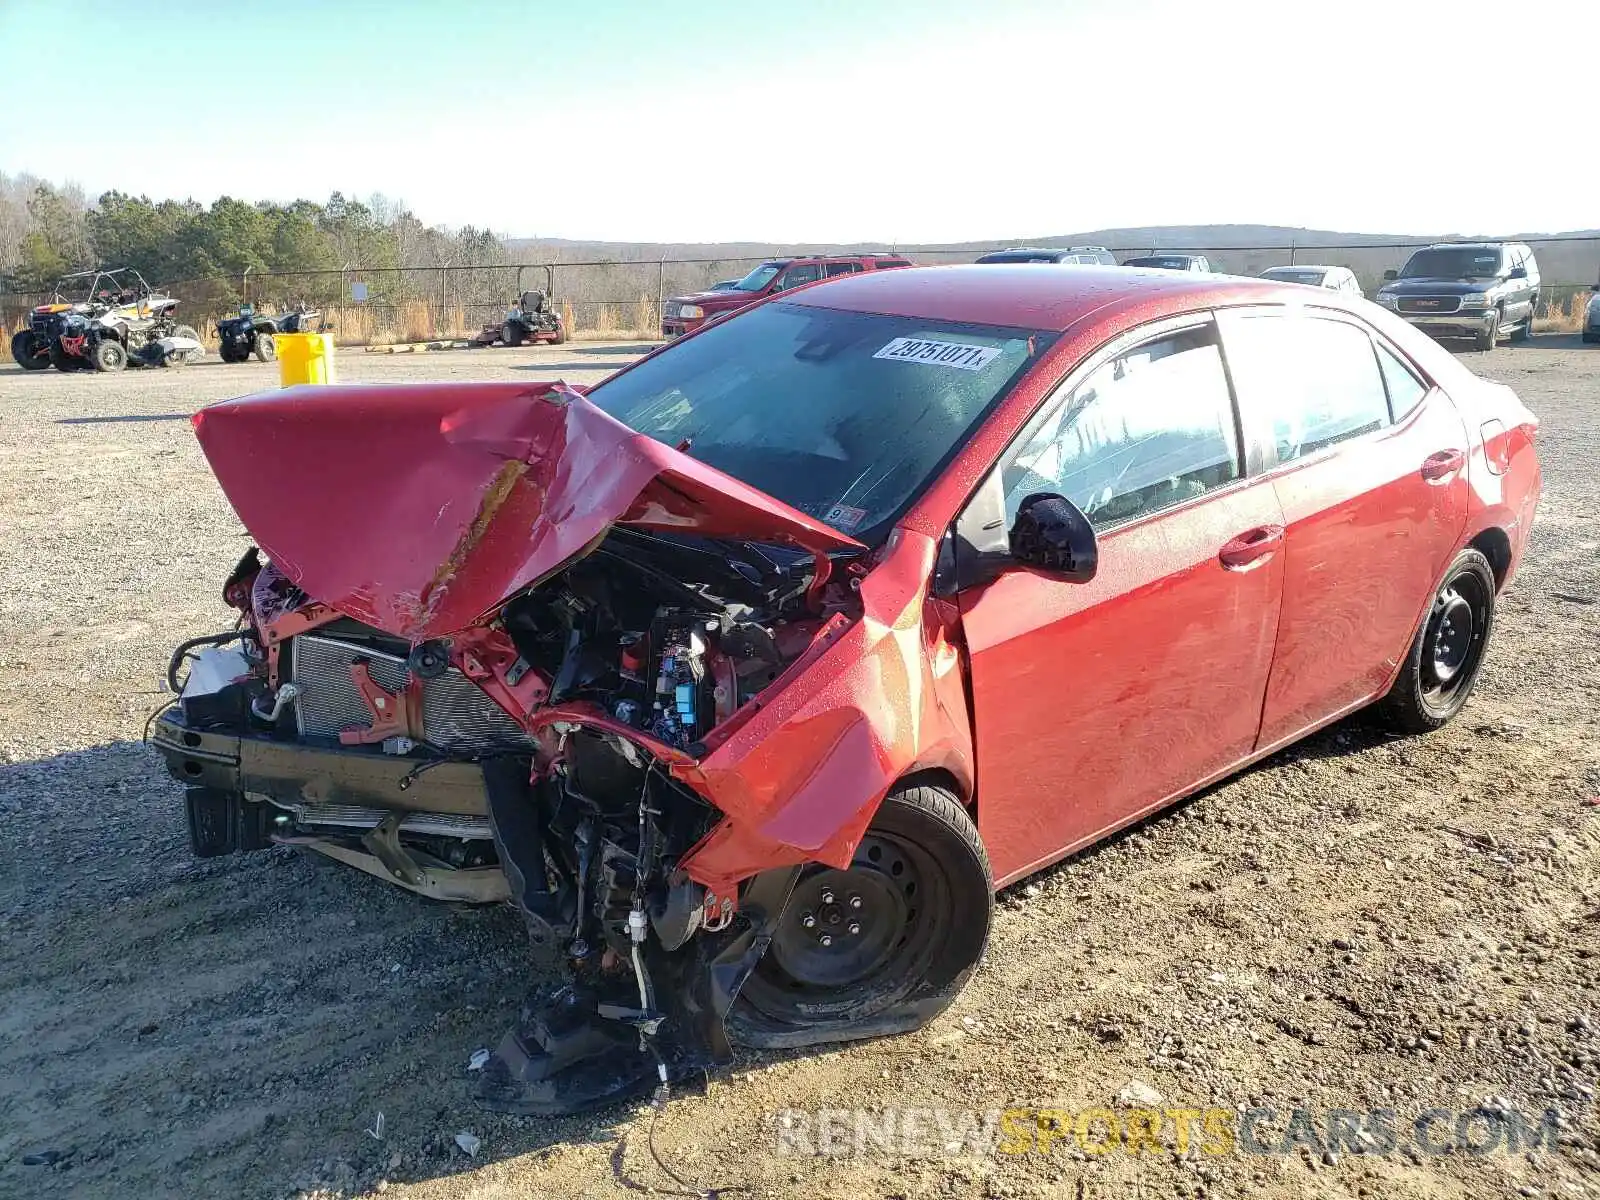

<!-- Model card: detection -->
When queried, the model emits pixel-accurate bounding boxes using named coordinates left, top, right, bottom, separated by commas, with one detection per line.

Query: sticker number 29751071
left=872, top=336, right=1002, bottom=372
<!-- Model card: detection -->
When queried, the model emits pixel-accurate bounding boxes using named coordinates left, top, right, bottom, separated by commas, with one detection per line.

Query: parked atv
left=54, top=310, right=203, bottom=371
left=216, top=302, right=325, bottom=363
left=23, top=268, right=204, bottom=372
left=11, top=271, right=99, bottom=370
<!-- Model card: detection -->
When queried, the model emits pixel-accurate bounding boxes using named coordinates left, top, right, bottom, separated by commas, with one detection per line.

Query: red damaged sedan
left=154, top=265, right=1540, bottom=1114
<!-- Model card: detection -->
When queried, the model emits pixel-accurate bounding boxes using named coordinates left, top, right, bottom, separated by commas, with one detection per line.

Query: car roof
left=786, top=263, right=1310, bottom=332
left=1264, top=264, right=1338, bottom=272
left=1421, top=241, right=1511, bottom=251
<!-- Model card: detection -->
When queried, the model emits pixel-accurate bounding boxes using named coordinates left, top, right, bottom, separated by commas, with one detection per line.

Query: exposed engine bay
left=154, top=527, right=865, bottom=1110
left=155, top=377, right=984, bottom=1116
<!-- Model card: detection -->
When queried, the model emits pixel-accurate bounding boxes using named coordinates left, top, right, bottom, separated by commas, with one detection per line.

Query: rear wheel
left=253, top=331, right=277, bottom=362
left=1376, top=548, right=1496, bottom=734
left=90, top=339, right=128, bottom=372
left=11, top=330, right=49, bottom=370
left=502, top=320, right=525, bottom=347
left=550, top=321, right=567, bottom=346
left=731, top=782, right=991, bottom=1047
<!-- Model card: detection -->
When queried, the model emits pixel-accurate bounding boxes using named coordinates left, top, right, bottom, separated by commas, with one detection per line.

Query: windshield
left=1263, top=268, right=1326, bottom=285
left=586, top=302, right=1054, bottom=540
left=732, top=263, right=784, bottom=292
left=1400, top=247, right=1503, bottom=279
left=1126, top=256, right=1193, bottom=270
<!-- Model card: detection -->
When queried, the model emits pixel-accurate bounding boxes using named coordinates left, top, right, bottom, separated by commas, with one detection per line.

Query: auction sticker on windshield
left=873, top=337, right=1003, bottom=372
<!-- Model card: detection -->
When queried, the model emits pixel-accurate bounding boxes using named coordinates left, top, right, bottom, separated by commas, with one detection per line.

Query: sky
left=2, top=0, right=1598, bottom=244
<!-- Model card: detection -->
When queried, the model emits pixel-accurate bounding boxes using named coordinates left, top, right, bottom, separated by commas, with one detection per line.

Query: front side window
left=1001, top=323, right=1241, bottom=529
left=586, top=302, right=1054, bottom=540
left=1225, top=313, right=1391, bottom=463
left=732, top=263, right=784, bottom=292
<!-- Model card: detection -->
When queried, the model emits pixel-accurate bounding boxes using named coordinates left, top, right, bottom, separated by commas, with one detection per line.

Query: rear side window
left=1225, top=314, right=1391, bottom=462
left=1376, top=343, right=1427, bottom=419
left=825, top=262, right=862, bottom=277
left=1002, top=323, right=1241, bottom=529
left=875, top=259, right=911, bottom=269
left=777, top=263, right=823, bottom=290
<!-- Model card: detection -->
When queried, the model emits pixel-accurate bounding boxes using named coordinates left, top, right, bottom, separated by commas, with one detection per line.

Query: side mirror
left=1009, top=492, right=1098, bottom=582
left=1508, top=266, right=1528, bottom=280
left=1383, top=269, right=1399, bottom=282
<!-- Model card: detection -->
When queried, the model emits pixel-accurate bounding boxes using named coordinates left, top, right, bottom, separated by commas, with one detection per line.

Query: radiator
left=290, top=634, right=532, bottom=752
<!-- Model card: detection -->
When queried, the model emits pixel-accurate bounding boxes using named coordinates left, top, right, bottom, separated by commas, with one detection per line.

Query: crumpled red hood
left=193, top=381, right=863, bottom=640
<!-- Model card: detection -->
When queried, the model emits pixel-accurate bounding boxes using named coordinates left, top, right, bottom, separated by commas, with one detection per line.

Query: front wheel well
left=896, top=767, right=971, bottom=809
left=1469, top=527, right=1512, bottom=590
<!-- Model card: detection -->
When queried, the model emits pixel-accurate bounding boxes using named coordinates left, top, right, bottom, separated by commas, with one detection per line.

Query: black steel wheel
left=254, top=331, right=277, bottom=363
left=11, top=330, right=49, bottom=370
left=1377, top=548, right=1497, bottom=733
left=732, top=782, right=991, bottom=1047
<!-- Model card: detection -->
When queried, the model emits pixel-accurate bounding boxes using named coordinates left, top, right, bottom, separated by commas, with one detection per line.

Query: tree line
left=0, top=173, right=511, bottom=311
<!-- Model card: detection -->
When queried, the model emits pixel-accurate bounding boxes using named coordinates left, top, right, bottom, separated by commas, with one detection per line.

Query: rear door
left=1218, top=307, right=1469, bottom=749
left=773, top=261, right=824, bottom=292
left=956, top=314, right=1287, bottom=885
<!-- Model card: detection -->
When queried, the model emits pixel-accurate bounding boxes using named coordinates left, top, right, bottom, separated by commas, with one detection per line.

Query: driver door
left=953, top=314, right=1286, bottom=886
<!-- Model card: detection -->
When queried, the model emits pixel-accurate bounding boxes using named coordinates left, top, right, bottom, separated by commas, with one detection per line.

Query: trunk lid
left=193, top=381, right=863, bottom=640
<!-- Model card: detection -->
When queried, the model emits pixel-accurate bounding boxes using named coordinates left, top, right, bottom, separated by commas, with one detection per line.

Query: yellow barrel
left=274, top=332, right=338, bottom=386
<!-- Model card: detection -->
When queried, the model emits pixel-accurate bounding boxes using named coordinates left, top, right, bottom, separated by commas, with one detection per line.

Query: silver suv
left=1375, top=242, right=1540, bottom=351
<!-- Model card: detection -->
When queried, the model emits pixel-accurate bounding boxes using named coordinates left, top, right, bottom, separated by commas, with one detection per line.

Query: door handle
left=1218, top=524, right=1284, bottom=570
left=1420, top=448, right=1465, bottom=482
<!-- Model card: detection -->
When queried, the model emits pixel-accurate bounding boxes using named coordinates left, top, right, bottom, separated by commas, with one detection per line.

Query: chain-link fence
left=6, top=236, right=1599, bottom=359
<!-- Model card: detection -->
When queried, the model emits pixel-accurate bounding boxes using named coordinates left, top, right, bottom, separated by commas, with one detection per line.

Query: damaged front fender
left=674, top=527, right=976, bottom=897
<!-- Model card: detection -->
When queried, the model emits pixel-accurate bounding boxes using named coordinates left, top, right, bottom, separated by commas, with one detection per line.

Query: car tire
left=174, top=324, right=204, bottom=363
left=1474, top=311, right=1500, bottom=352
left=90, top=339, right=128, bottom=372
left=1376, top=548, right=1496, bottom=735
left=730, top=781, right=992, bottom=1048
left=1581, top=330, right=1598, bottom=345
left=502, top=321, right=524, bottom=348
left=11, top=330, right=49, bottom=370
left=253, top=332, right=277, bottom=363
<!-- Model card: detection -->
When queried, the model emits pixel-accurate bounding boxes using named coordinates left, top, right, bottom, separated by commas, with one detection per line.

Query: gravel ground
left=0, top=337, right=1596, bottom=1200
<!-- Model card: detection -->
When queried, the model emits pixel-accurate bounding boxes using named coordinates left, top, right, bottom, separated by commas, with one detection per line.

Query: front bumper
left=150, top=706, right=506, bottom=901
left=660, top=314, right=708, bottom=339
left=1394, top=309, right=1496, bottom=339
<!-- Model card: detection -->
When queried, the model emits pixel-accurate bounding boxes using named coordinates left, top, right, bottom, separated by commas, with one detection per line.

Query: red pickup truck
left=661, top=253, right=914, bottom=338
